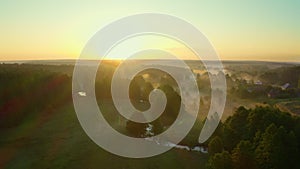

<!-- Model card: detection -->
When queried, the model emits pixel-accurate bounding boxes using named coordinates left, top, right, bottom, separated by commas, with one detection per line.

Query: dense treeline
left=0, top=64, right=72, bottom=128
left=127, top=74, right=181, bottom=137
left=226, top=65, right=300, bottom=100
left=95, top=65, right=182, bottom=137
left=1, top=63, right=300, bottom=169
left=206, top=106, right=300, bottom=169
left=260, top=66, right=300, bottom=87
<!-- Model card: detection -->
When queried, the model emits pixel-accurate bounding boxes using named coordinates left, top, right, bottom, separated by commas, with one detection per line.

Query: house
left=281, top=83, right=290, bottom=90
left=254, top=80, right=263, bottom=85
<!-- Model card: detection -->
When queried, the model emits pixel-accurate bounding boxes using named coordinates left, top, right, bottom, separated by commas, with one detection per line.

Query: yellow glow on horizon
left=0, top=1, right=299, bottom=62
left=103, top=34, right=198, bottom=60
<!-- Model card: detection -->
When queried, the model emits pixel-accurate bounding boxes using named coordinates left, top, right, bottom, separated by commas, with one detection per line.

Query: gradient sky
left=0, top=0, right=299, bottom=62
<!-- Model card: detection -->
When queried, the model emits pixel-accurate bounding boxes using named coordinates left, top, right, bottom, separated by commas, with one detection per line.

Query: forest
left=206, top=106, right=300, bottom=169
left=0, top=61, right=300, bottom=169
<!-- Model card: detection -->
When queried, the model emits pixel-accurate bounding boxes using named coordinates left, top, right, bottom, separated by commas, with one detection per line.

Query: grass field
left=0, top=102, right=208, bottom=169
left=274, top=99, right=300, bottom=115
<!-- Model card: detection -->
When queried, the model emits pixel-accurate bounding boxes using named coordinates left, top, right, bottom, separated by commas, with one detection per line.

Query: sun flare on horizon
left=0, top=0, right=299, bottom=62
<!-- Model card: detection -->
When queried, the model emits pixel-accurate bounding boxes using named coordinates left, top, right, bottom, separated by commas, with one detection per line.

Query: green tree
left=206, top=151, right=233, bottom=169
left=140, top=81, right=153, bottom=101
left=223, top=106, right=249, bottom=150
left=232, top=140, right=257, bottom=169
left=208, top=136, right=223, bottom=156
left=150, top=118, right=164, bottom=135
left=158, top=84, right=181, bottom=126
left=129, top=75, right=146, bottom=101
left=255, top=124, right=299, bottom=169
left=126, top=113, right=148, bottom=137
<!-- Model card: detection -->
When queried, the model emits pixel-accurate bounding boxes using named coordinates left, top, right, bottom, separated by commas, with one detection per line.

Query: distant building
left=281, top=83, right=290, bottom=90
left=254, top=80, right=263, bottom=85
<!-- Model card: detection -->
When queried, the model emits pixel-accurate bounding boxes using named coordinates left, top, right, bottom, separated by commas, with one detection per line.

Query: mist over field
left=0, top=60, right=300, bottom=169
left=1, top=0, right=300, bottom=168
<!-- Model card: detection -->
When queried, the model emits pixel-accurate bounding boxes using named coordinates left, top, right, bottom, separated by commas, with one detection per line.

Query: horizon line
left=1, top=58, right=300, bottom=64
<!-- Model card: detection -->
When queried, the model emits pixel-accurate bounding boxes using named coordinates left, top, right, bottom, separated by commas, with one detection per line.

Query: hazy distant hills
left=1, top=59, right=299, bottom=66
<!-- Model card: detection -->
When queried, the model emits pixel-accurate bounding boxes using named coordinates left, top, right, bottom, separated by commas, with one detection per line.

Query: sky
left=0, top=0, right=299, bottom=62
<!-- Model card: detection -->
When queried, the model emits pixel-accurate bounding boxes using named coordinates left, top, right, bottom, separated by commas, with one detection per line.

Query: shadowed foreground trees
left=206, top=106, right=300, bottom=169
left=126, top=81, right=180, bottom=137
left=206, top=151, right=233, bottom=169
left=0, top=64, right=72, bottom=128
left=208, top=136, right=223, bottom=156
left=232, top=141, right=256, bottom=169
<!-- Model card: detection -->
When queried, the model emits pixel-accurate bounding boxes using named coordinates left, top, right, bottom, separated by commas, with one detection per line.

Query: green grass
left=0, top=102, right=208, bottom=169
left=263, top=98, right=300, bottom=106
